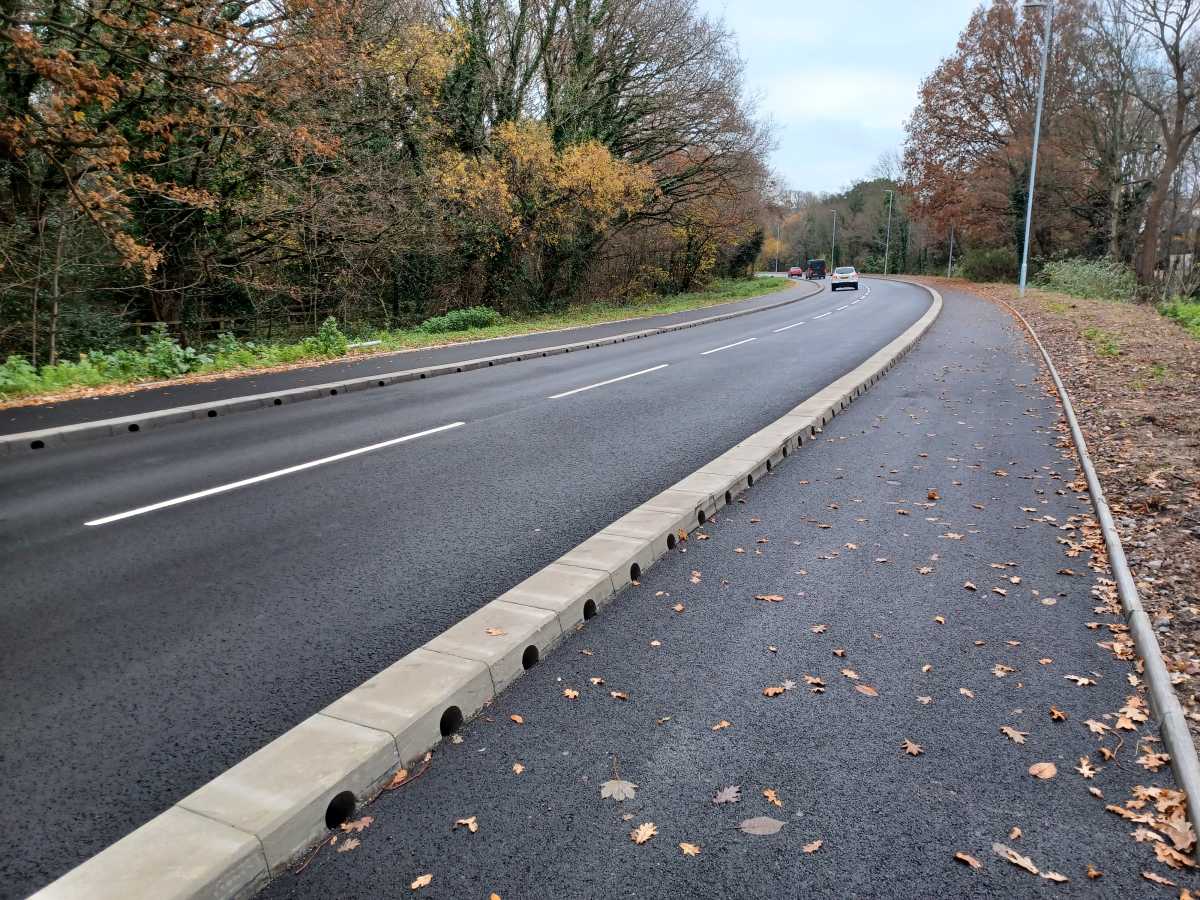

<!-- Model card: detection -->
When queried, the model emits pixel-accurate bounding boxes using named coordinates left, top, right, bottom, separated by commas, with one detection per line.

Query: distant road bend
left=0, top=278, right=931, bottom=896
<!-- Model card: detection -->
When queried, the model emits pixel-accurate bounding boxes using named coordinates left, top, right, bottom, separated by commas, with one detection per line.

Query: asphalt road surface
left=2, top=279, right=929, bottom=895
left=263, top=287, right=1198, bottom=899
left=0, top=281, right=817, bottom=435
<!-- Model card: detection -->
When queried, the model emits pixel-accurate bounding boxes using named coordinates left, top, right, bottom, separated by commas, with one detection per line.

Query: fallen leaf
left=600, top=779, right=637, bottom=801
left=1041, top=871, right=1069, bottom=883
left=1049, top=706, right=1068, bottom=722
left=833, top=648, right=847, bottom=658
left=917, top=566, right=934, bottom=575
left=712, top=720, right=731, bottom=731
left=811, top=624, right=828, bottom=634
left=755, top=594, right=784, bottom=603
left=1065, top=675, right=1097, bottom=686
left=902, top=739, right=924, bottom=756
left=713, top=785, right=741, bottom=804
left=955, top=851, right=982, bottom=869
left=649, top=640, right=661, bottom=648
left=411, top=874, right=433, bottom=890
left=960, top=687, right=975, bottom=699
left=1009, top=826, right=1022, bottom=841
left=509, top=714, right=524, bottom=725
left=589, top=677, right=605, bottom=686
left=992, top=588, right=1008, bottom=597
left=484, top=627, right=507, bottom=636
left=1085, top=719, right=1110, bottom=735
left=1076, top=757, right=1097, bottom=779
left=964, top=581, right=978, bottom=591
left=341, top=816, right=374, bottom=834
left=739, top=816, right=786, bottom=836
left=934, top=615, right=946, bottom=625
left=512, top=762, right=525, bottom=775
left=762, top=685, right=787, bottom=698
left=993, top=842, right=1039, bottom=875
left=609, top=691, right=629, bottom=701
left=1028, top=762, right=1057, bottom=780
left=337, top=837, right=360, bottom=853
left=763, top=788, right=782, bottom=807
left=630, top=822, right=657, bottom=845
left=917, top=696, right=933, bottom=705
left=386, top=769, right=410, bottom=789
left=673, top=603, right=685, bottom=613
left=679, top=842, right=701, bottom=857
left=1142, top=871, right=1176, bottom=886
left=855, top=684, right=879, bottom=697
left=453, top=816, right=479, bottom=834
left=1001, top=726, right=1028, bottom=745
left=803, top=839, right=823, bottom=853
left=1138, top=752, right=1171, bottom=772
left=943, top=532, right=964, bottom=540
left=840, top=668, right=860, bottom=680
left=1154, top=843, right=1197, bottom=870
left=1086, top=864, right=1102, bottom=879
left=562, top=688, right=579, bottom=700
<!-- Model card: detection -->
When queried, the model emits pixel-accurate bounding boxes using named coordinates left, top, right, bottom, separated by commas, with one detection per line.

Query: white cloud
left=695, top=0, right=978, bottom=191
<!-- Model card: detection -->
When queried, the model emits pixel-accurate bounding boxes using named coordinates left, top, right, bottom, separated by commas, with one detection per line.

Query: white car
left=831, top=266, right=859, bottom=291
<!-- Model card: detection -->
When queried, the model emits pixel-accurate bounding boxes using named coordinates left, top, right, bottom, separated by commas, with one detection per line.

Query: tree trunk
left=48, top=223, right=64, bottom=365
left=1137, top=162, right=1176, bottom=285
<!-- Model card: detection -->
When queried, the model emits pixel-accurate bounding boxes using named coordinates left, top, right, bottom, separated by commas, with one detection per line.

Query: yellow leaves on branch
left=436, top=121, right=654, bottom=250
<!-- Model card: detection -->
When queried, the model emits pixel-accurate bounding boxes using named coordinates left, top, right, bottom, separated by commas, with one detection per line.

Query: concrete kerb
left=33, top=280, right=942, bottom=900
left=980, top=284, right=1200, bottom=842
left=1, top=282, right=824, bottom=457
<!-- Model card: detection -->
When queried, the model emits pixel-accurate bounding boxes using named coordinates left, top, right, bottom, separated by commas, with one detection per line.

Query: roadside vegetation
left=0, top=278, right=787, bottom=403
left=1, top=0, right=770, bottom=372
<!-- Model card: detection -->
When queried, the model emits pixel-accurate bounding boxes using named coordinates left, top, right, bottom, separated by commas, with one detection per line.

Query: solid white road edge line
left=772, top=321, right=805, bottom=333
left=700, top=337, right=757, bottom=356
left=84, top=422, right=466, bottom=527
left=548, top=364, right=669, bottom=400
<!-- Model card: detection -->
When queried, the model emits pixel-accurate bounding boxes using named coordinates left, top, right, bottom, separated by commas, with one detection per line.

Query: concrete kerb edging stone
left=0, top=282, right=825, bottom=457
left=32, top=280, right=942, bottom=900
left=983, top=285, right=1200, bottom=842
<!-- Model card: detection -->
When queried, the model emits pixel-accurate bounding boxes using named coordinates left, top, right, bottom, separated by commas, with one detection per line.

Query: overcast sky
left=695, top=1, right=980, bottom=194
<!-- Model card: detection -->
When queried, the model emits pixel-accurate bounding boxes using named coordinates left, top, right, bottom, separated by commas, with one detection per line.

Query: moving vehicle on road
left=787, top=266, right=805, bottom=278
left=831, top=266, right=859, bottom=291
left=806, top=259, right=827, bottom=279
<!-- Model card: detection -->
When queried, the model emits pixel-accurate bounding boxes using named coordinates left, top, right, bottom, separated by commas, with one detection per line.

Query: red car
left=787, top=266, right=805, bottom=278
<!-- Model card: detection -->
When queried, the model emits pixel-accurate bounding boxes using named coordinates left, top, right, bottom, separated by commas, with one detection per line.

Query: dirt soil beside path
left=913, top=276, right=1200, bottom=746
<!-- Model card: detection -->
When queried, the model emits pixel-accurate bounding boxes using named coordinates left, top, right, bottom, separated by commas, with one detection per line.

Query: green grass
left=0, top=278, right=790, bottom=403
left=1082, top=326, right=1122, bottom=358
left=1161, top=299, right=1200, bottom=339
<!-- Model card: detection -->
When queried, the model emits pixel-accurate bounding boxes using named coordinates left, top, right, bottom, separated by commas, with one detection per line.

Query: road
left=1, top=279, right=929, bottom=896
left=263, top=286, right=1198, bottom=899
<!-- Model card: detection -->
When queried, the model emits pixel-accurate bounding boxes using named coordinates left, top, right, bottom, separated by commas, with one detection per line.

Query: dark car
left=806, top=259, right=827, bottom=279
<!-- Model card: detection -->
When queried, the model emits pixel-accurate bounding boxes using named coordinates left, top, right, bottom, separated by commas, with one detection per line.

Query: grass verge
left=1, top=278, right=791, bottom=407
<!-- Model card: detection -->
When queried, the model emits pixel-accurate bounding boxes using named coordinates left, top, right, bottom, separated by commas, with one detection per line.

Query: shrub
left=1035, top=257, right=1135, bottom=301
left=417, top=306, right=504, bottom=334
left=960, top=247, right=1019, bottom=282
left=0, top=355, right=40, bottom=395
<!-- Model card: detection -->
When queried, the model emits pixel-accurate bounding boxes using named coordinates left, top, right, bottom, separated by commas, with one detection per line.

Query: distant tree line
left=0, top=0, right=769, bottom=363
left=904, top=0, right=1200, bottom=294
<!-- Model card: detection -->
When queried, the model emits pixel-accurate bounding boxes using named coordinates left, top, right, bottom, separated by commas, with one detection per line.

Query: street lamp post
left=831, top=210, right=838, bottom=268
left=1019, top=0, right=1055, bottom=297
left=883, top=190, right=895, bottom=275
